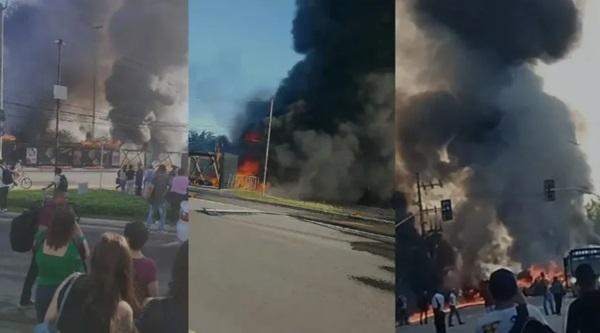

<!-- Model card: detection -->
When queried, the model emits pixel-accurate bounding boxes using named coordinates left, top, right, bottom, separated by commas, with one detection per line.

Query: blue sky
left=189, top=1, right=302, bottom=136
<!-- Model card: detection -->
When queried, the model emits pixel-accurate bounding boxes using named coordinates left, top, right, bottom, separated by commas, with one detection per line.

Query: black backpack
left=58, top=175, right=68, bottom=192
left=9, top=207, right=39, bottom=252
left=2, top=167, right=13, bottom=185
left=509, top=304, right=556, bottom=333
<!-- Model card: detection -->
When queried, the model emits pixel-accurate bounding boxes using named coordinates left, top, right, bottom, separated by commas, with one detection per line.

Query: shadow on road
left=349, top=241, right=395, bottom=293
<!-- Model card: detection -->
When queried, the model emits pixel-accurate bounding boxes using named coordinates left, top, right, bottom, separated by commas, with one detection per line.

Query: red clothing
left=133, top=257, right=158, bottom=301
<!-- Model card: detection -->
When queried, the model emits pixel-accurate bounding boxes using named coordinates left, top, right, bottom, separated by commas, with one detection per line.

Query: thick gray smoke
left=396, top=0, right=597, bottom=282
left=4, top=0, right=187, bottom=152
left=5, top=0, right=109, bottom=142
left=105, top=0, right=188, bottom=153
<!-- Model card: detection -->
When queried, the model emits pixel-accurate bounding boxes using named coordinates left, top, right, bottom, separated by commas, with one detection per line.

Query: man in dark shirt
left=566, top=264, right=600, bottom=333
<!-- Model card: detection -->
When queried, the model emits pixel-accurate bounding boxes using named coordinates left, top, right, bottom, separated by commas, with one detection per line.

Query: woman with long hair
left=33, top=205, right=86, bottom=322
left=44, top=233, right=140, bottom=333
left=137, top=241, right=188, bottom=333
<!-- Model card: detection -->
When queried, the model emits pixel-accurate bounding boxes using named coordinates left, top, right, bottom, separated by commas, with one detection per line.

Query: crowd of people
left=117, top=162, right=189, bottom=233
left=14, top=190, right=188, bottom=332
left=396, top=264, right=600, bottom=333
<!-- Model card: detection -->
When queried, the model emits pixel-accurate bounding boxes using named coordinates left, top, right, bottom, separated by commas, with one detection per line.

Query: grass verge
left=7, top=189, right=150, bottom=221
left=234, top=190, right=345, bottom=214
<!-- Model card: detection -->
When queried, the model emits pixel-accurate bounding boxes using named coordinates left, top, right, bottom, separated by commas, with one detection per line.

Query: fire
left=244, top=132, right=261, bottom=143
left=237, top=160, right=260, bottom=176
left=407, top=290, right=485, bottom=324
left=517, top=261, right=564, bottom=289
left=234, top=159, right=270, bottom=192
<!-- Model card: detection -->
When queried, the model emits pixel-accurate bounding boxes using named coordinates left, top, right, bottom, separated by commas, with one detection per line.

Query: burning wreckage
left=395, top=0, right=600, bottom=310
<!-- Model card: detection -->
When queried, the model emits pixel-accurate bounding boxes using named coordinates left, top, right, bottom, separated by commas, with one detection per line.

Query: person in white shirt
left=448, top=289, right=465, bottom=326
left=476, top=268, right=548, bottom=333
left=432, top=290, right=446, bottom=333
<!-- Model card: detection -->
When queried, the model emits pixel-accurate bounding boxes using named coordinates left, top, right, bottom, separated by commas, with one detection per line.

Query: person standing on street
left=417, top=290, right=429, bottom=325
left=475, top=268, right=549, bottom=333
left=146, top=165, right=169, bottom=232
left=117, top=165, right=127, bottom=192
left=540, top=272, right=555, bottom=316
left=550, top=277, right=566, bottom=316
left=447, top=289, right=464, bottom=326
left=0, top=160, right=11, bottom=212
left=396, top=294, right=409, bottom=326
left=126, top=164, right=136, bottom=195
left=135, top=163, right=144, bottom=196
left=432, top=289, right=446, bottom=333
left=566, top=264, right=600, bottom=333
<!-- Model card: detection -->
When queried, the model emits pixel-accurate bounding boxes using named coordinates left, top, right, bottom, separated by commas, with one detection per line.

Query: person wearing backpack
left=476, top=268, right=550, bottom=333
left=44, top=168, right=68, bottom=194
left=0, top=160, right=12, bottom=212
left=565, top=264, right=600, bottom=333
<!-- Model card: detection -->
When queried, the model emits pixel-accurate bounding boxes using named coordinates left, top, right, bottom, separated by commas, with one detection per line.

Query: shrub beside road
left=7, top=189, right=149, bottom=220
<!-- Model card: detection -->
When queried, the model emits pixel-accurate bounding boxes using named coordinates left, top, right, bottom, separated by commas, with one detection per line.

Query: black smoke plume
left=106, top=0, right=187, bottom=152
left=234, top=0, right=395, bottom=204
left=3, top=0, right=187, bottom=152
left=396, top=0, right=596, bottom=283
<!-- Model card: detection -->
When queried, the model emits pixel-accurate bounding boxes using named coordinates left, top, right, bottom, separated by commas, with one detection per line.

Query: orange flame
left=244, top=132, right=261, bottom=143
left=407, top=291, right=484, bottom=324
left=234, top=160, right=270, bottom=191
left=238, top=160, right=260, bottom=176
left=517, top=261, right=563, bottom=289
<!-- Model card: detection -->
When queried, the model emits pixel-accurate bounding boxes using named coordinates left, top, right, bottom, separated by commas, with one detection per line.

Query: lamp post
left=54, top=39, right=65, bottom=170
left=0, top=1, right=8, bottom=160
left=262, top=97, right=274, bottom=195
left=90, top=24, right=102, bottom=139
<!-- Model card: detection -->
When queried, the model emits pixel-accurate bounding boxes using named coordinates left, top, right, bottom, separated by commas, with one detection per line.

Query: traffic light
left=441, top=199, right=453, bottom=221
left=544, top=179, right=556, bottom=201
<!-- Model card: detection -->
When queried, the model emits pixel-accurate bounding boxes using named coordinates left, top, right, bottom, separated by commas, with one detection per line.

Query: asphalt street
left=395, top=296, right=571, bottom=333
left=190, top=198, right=395, bottom=333
left=0, top=217, right=182, bottom=332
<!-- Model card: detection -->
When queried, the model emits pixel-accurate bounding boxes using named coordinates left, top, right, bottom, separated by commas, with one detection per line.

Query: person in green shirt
left=34, top=205, right=87, bottom=323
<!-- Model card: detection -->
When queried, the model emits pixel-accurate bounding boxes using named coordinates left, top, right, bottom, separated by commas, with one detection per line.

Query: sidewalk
left=0, top=298, right=35, bottom=332
left=0, top=212, right=178, bottom=234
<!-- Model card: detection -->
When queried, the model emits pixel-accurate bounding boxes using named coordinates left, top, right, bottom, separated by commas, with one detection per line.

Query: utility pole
left=262, top=97, right=274, bottom=195
left=54, top=39, right=65, bottom=170
left=0, top=1, right=8, bottom=161
left=90, top=24, right=102, bottom=139
left=416, top=172, right=425, bottom=235
left=415, top=172, right=444, bottom=237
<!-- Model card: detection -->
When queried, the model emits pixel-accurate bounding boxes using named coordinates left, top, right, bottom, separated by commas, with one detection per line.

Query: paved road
left=0, top=218, right=181, bottom=332
left=19, top=168, right=119, bottom=189
left=189, top=198, right=394, bottom=333
left=395, top=297, right=570, bottom=333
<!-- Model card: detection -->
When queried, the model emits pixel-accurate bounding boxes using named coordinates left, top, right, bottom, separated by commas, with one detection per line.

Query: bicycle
left=12, top=173, right=32, bottom=189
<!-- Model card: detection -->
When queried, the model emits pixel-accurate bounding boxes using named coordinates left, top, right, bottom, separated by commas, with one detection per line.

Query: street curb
left=194, top=197, right=394, bottom=239
left=189, top=186, right=394, bottom=225
left=0, top=212, right=177, bottom=234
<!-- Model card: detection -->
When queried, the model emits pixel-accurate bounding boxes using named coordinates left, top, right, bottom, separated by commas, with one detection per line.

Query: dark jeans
left=136, top=184, right=142, bottom=196
left=553, top=293, right=563, bottom=315
left=20, top=251, right=37, bottom=304
left=448, top=305, right=463, bottom=325
left=0, top=186, right=8, bottom=209
left=419, top=309, right=428, bottom=324
left=434, top=310, right=446, bottom=333
left=35, top=286, right=57, bottom=323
